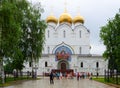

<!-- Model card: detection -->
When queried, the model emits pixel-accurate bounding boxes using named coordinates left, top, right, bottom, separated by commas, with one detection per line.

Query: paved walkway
left=4, top=77, right=116, bottom=88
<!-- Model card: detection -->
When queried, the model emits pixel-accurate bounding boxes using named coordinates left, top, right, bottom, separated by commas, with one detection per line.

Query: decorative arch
left=57, top=60, right=69, bottom=69
left=52, top=42, right=74, bottom=61
left=52, top=42, right=74, bottom=54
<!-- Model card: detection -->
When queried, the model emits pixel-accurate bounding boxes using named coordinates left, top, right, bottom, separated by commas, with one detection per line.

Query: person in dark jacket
left=50, top=71, right=54, bottom=84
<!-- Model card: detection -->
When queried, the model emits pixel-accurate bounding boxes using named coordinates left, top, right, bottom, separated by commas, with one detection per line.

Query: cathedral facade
left=23, top=10, right=108, bottom=76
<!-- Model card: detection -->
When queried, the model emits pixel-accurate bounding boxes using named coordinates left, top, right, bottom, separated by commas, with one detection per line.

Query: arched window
left=45, top=61, right=48, bottom=67
left=63, top=30, right=66, bottom=38
left=96, top=62, right=99, bottom=68
left=48, top=46, right=50, bottom=54
left=81, top=62, right=83, bottom=68
left=79, top=31, right=81, bottom=38
left=29, top=62, right=32, bottom=67
left=48, top=30, right=50, bottom=38
left=79, top=47, right=82, bottom=54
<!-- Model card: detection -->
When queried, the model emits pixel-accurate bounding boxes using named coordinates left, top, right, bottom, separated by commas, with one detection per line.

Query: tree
left=100, top=11, right=120, bottom=71
left=0, top=0, right=22, bottom=83
left=0, top=0, right=47, bottom=82
left=20, top=3, right=47, bottom=78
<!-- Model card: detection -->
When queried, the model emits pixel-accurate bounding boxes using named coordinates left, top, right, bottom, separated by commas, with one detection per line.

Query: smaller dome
left=59, top=12, right=72, bottom=24
left=46, top=15, right=58, bottom=24
left=73, top=15, right=84, bottom=24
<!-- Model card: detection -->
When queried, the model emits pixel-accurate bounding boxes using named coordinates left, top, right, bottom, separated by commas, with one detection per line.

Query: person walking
left=60, top=72, right=63, bottom=79
left=50, top=71, right=54, bottom=84
left=77, top=72, right=80, bottom=80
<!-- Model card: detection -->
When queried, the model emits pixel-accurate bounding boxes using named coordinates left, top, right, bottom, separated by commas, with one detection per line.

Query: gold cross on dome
left=77, top=6, right=80, bottom=15
left=50, top=6, right=54, bottom=15
left=64, top=0, right=67, bottom=12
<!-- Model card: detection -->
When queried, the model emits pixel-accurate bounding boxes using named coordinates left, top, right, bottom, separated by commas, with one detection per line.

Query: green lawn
left=0, top=77, right=38, bottom=87
left=93, top=77, right=106, bottom=83
left=93, top=77, right=120, bottom=88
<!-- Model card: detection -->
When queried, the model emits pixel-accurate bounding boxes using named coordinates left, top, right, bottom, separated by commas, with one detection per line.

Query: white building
left=23, top=9, right=108, bottom=76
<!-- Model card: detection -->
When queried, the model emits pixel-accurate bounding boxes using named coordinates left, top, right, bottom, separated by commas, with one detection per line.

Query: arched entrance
left=57, top=60, right=69, bottom=70
left=61, top=63, right=66, bottom=70
left=52, top=60, right=73, bottom=74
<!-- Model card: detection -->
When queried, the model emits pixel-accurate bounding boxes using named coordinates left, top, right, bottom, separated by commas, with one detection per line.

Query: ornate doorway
left=52, top=60, right=73, bottom=74
left=61, top=62, right=66, bottom=70
left=58, top=60, right=69, bottom=70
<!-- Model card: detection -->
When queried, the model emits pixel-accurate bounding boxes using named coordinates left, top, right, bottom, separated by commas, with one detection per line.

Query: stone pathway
left=4, top=77, right=116, bottom=88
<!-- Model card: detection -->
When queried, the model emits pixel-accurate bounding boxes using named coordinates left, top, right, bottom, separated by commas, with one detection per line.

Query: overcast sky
left=28, top=0, right=120, bottom=55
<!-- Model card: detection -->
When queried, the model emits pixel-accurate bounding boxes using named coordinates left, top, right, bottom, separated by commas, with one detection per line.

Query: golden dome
left=73, top=15, right=84, bottom=24
left=46, top=15, right=58, bottom=24
left=59, top=12, right=72, bottom=24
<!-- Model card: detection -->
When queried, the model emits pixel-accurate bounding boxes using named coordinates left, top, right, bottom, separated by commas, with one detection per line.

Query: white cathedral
left=23, top=9, right=108, bottom=76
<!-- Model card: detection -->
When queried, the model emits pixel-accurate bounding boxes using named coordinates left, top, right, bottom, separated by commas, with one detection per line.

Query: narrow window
left=81, top=62, right=83, bottom=68
left=96, top=62, right=99, bottom=68
left=63, top=30, right=66, bottom=38
left=79, top=47, right=81, bottom=54
left=45, top=62, right=48, bottom=67
left=79, top=31, right=81, bottom=38
left=48, top=46, right=50, bottom=54
left=29, top=62, right=32, bottom=67
left=48, top=30, right=50, bottom=38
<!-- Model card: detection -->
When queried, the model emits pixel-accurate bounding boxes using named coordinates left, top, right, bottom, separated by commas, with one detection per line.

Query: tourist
left=60, top=72, right=63, bottom=79
left=56, top=72, right=60, bottom=79
left=50, top=72, right=54, bottom=84
left=77, top=72, right=80, bottom=80
left=89, top=73, right=93, bottom=80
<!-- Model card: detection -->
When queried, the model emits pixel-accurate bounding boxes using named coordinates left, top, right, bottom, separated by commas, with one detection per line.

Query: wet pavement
left=3, top=77, right=116, bottom=88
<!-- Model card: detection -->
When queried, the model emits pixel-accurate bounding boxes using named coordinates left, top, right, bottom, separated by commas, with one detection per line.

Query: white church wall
left=77, top=56, right=108, bottom=75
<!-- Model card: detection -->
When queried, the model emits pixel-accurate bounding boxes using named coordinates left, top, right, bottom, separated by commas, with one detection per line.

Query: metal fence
left=104, top=69, right=120, bottom=85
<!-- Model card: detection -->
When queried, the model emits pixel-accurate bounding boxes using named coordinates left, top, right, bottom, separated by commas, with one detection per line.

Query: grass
left=0, top=77, right=38, bottom=87
left=93, top=77, right=106, bottom=83
left=93, top=77, right=120, bottom=88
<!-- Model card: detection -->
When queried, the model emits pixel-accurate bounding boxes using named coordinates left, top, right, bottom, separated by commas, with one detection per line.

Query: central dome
left=59, top=12, right=72, bottom=24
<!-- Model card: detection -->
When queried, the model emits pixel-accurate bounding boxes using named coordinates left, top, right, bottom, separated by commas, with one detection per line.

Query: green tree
left=21, top=3, right=47, bottom=78
left=100, top=11, right=120, bottom=71
left=0, top=0, right=22, bottom=83
left=7, top=0, right=47, bottom=77
left=0, top=0, right=47, bottom=81
left=10, top=0, right=30, bottom=73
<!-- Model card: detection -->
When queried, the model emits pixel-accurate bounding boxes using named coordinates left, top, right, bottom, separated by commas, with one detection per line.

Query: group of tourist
left=49, top=71, right=92, bottom=84
left=76, top=72, right=92, bottom=80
